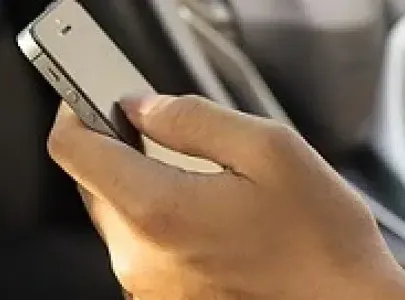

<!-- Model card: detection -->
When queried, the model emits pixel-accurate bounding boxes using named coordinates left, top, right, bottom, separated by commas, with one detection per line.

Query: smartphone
left=17, top=0, right=155, bottom=149
left=17, top=0, right=221, bottom=172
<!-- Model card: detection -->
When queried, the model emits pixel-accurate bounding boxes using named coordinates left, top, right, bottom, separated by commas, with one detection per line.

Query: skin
left=48, top=95, right=405, bottom=300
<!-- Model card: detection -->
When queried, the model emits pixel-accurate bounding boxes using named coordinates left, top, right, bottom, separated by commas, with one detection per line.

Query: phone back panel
left=32, top=0, right=156, bottom=122
left=28, top=0, right=221, bottom=173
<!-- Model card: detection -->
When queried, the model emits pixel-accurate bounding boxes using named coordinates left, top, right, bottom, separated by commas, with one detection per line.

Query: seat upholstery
left=386, top=0, right=405, bottom=25
left=228, top=0, right=386, bottom=158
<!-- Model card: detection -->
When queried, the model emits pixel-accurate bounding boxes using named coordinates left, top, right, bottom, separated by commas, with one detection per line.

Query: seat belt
left=178, top=2, right=295, bottom=127
left=147, top=0, right=235, bottom=108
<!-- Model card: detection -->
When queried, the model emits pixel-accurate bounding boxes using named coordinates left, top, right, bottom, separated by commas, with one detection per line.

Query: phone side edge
left=17, top=25, right=42, bottom=61
left=16, top=0, right=68, bottom=59
left=16, top=21, right=122, bottom=143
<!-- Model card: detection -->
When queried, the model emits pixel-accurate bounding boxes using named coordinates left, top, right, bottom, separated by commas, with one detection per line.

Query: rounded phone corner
left=16, top=26, right=42, bottom=61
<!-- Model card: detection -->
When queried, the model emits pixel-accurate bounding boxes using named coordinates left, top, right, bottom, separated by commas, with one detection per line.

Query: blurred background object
left=386, top=0, right=405, bottom=25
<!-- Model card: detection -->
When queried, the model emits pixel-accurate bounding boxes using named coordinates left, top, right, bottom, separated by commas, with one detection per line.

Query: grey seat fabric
left=386, top=0, right=405, bottom=24
left=180, top=6, right=294, bottom=126
left=227, top=0, right=386, bottom=158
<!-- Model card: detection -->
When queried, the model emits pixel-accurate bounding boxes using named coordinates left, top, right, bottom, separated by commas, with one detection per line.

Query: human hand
left=48, top=95, right=405, bottom=300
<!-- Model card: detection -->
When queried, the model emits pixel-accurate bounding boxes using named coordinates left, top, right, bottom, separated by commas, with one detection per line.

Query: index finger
left=48, top=103, right=200, bottom=229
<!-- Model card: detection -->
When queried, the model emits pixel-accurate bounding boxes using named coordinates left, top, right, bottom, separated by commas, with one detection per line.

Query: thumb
left=120, top=94, right=290, bottom=176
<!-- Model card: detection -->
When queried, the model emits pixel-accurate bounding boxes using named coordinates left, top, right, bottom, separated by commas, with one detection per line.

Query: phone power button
left=65, top=89, right=80, bottom=104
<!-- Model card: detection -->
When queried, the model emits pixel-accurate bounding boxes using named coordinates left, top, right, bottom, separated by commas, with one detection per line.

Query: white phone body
left=17, top=0, right=155, bottom=149
left=17, top=0, right=221, bottom=172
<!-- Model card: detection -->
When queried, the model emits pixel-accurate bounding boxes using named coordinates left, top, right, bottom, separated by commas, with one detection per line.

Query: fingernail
left=119, top=95, right=174, bottom=116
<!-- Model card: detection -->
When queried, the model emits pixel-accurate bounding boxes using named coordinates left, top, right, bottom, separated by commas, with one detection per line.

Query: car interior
left=1, top=0, right=405, bottom=299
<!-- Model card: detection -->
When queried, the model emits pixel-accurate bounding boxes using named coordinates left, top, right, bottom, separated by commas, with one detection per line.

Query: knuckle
left=267, top=122, right=297, bottom=141
left=137, top=197, right=181, bottom=240
left=135, top=172, right=195, bottom=240
left=254, top=122, right=298, bottom=156
left=167, top=95, right=207, bottom=137
left=171, top=95, right=205, bottom=121
left=47, top=125, right=68, bottom=162
left=47, top=113, right=82, bottom=162
left=242, top=122, right=300, bottom=180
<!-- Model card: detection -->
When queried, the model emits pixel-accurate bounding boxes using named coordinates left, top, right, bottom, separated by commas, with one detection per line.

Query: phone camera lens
left=60, top=25, right=72, bottom=36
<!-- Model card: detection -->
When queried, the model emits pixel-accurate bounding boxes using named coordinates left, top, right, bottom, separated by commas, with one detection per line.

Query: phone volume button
left=84, top=110, right=97, bottom=124
left=65, top=89, right=80, bottom=104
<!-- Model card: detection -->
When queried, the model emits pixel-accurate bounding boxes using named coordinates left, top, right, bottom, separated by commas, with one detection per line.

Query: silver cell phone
left=17, top=0, right=156, bottom=149
left=17, top=0, right=222, bottom=173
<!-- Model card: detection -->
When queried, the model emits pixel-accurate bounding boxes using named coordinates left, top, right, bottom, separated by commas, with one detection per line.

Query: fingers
left=120, top=95, right=292, bottom=176
left=77, top=185, right=107, bottom=240
left=49, top=97, right=295, bottom=244
left=48, top=103, right=205, bottom=236
left=78, top=185, right=145, bottom=293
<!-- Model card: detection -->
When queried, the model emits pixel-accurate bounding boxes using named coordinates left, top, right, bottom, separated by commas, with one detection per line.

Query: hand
left=48, top=95, right=405, bottom=300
